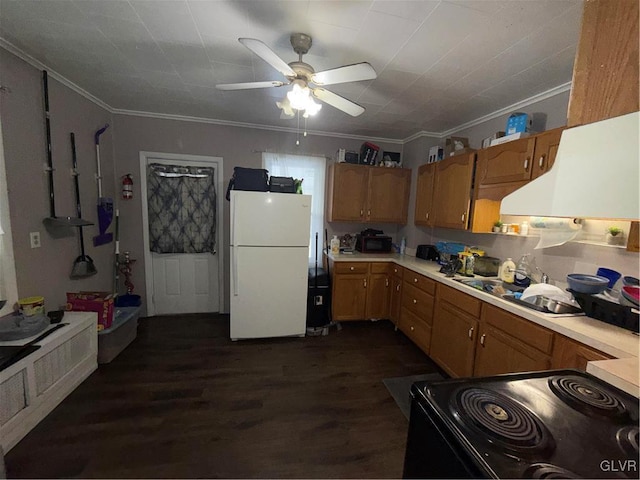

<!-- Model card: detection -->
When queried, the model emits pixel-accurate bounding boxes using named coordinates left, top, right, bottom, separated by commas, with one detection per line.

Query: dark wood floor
left=5, top=315, right=441, bottom=479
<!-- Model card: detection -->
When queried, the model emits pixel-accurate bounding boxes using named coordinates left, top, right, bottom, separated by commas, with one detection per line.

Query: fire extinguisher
left=122, top=174, right=133, bottom=200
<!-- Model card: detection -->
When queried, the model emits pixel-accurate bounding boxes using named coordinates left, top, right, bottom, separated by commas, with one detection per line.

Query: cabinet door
left=414, top=163, right=436, bottom=226
left=476, top=138, right=535, bottom=185
left=430, top=301, right=478, bottom=378
left=530, top=127, right=565, bottom=180
left=399, top=307, right=432, bottom=355
left=331, top=273, right=367, bottom=320
left=473, top=324, right=551, bottom=377
left=433, top=153, right=475, bottom=230
left=389, top=276, right=402, bottom=325
left=366, top=273, right=390, bottom=319
left=551, top=335, right=613, bottom=371
left=567, top=0, right=639, bottom=127
left=327, top=164, right=368, bottom=222
left=367, top=167, right=411, bottom=223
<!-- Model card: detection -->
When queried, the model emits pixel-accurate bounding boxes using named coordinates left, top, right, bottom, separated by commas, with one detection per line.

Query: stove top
left=412, top=369, right=639, bottom=479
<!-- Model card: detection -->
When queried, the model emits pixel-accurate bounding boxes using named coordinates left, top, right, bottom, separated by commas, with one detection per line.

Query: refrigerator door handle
left=230, top=194, right=236, bottom=247
left=232, top=248, right=239, bottom=296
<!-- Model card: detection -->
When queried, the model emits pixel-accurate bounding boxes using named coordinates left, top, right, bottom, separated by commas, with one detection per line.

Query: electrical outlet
left=30, top=231, right=41, bottom=248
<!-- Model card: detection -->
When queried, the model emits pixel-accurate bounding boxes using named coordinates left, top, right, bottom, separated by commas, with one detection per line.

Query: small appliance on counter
left=416, top=245, right=439, bottom=262
left=355, top=229, right=392, bottom=253
left=403, top=369, right=640, bottom=479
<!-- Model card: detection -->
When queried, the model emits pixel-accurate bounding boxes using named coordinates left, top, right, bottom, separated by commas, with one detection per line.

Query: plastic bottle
left=520, top=221, right=529, bottom=236
left=330, top=235, right=340, bottom=255
left=501, top=258, right=516, bottom=283
left=400, top=237, right=406, bottom=255
left=514, top=254, right=532, bottom=288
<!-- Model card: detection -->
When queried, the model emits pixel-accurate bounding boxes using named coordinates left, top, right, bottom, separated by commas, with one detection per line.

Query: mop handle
left=94, top=124, right=109, bottom=198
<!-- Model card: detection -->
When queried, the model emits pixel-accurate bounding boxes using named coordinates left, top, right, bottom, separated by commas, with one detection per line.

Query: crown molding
left=1, top=40, right=570, bottom=145
left=112, top=108, right=404, bottom=144
left=0, top=39, right=114, bottom=113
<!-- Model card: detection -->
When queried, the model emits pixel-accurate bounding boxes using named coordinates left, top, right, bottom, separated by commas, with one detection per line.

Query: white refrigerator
left=230, top=191, right=312, bottom=340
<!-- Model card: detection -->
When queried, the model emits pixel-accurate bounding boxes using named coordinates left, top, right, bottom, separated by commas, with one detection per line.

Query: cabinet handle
left=350, top=266, right=354, bottom=271
left=414, top=278, right=418, bottom=283
left=468, top=326, right=474, bottom=339
left=426, top=212, right=429, bottom=220
left=385, top=278, right=389, bottom=287
left=461, top=212, right=466, bottom=223
left=363, top=279, right=367, bottom=288
left=480, top=334, right=486, bottom=346
left=396, top=284, right=400, bottom=292
left=524, top=157, right=530, bottom=171
left=360, top=209, right=364, bottom=217
left=410, top=326, right=414, bottom=331
left=539, top=154, right=545, bottom=168
left=394, top=268, right=398, bottom=273
left=367, top=209, right=371, bottom=217
left=413, top=299, right=417, bottom=304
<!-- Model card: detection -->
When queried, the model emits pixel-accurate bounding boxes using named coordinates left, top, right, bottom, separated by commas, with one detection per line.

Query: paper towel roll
left=530, top=217, right=582, bottom=249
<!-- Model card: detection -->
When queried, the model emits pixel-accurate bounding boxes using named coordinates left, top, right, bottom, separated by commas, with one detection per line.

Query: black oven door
left=403, top=397, right=489, bottom=479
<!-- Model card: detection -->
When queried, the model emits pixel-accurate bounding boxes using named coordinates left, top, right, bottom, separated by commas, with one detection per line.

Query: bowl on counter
left=622, top=276, right=639, bottom=287
left=566, top=274, right=609, bottom=294
left=596, top=268, right=621, bottom=290
left=620, top=286, right=640, bottom=306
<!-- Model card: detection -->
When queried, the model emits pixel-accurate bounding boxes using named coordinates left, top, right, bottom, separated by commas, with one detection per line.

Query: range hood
left=501, top=111, right=639, bottom=220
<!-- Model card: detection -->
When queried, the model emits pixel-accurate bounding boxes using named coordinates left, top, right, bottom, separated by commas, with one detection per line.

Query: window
left=262, top=152, right=326, bottom=265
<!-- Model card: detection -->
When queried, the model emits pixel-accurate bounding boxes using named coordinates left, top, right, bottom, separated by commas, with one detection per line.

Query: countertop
left=328, top=252, right=639, bottom=395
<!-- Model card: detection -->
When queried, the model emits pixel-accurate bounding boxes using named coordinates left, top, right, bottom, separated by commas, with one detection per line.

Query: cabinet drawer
left=437, top=284, right=482, bottom=317
left=399, top=307, right=432, bottom=355
left=402, top=283, right=435, bottom=324
left=334, top=262, right=368, bottom=274
left=403, top=270, right=436, bottom=295
left=391, top=265, right=403, bottom=279
left=482, top=304, right=554, bottom=354
left=370, top=262, right=391, bottom=274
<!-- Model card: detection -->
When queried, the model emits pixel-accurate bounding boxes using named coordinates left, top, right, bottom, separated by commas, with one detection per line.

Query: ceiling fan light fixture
left=303, top=98, right=322, bottom=117
left=286, top=80, right=310, bottom=110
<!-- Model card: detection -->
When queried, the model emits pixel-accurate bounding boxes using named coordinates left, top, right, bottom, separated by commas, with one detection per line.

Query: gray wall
left=113, top=114, right=401, bottom=313
left=0, top=49, right=115, bottom=312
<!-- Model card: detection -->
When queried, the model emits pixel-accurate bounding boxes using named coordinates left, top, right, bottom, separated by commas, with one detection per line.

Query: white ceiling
left=0, top=0, right=584, bottom=141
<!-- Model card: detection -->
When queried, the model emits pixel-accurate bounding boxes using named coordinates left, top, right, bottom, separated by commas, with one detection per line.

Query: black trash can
left=307, top=266, right=331, bottom=328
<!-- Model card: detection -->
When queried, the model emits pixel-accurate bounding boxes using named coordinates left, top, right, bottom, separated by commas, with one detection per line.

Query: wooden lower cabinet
left=430, top=287, right=479, bottom=378
left=551, top=334, right=613, bottom=371
left=399, top=307, right=432, bottom=355
left=398, top=270, right=435, bottom=354
left=330, top=262, right=391, bottom=321
left=474, top=304, right=554, bottom=376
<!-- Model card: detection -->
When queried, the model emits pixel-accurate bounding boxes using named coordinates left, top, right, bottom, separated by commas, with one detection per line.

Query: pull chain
left=296, top=110, right=300, bottom=146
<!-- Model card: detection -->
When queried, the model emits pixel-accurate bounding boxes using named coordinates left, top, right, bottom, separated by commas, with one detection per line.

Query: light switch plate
left=30, top=231, right=41, bottom=248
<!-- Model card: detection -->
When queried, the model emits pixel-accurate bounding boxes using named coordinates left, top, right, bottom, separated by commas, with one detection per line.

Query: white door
left=140, top=153, right=224, bottom=316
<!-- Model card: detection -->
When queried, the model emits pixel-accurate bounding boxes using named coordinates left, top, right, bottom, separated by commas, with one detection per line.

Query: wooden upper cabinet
left=529, top=127, right=565, bottom=180
left=367, top=167, right=411, bottom=223
left=327, top=163, right=411, bottom=224
left=476, top=137, right=535, bottom=185
left=414, top=163, right=436, bottom=226
left=326, top=163, right=368, bottom=222
left=567, top=0, right=639, bottom=127
left=433, top=153, right=475, bottom=230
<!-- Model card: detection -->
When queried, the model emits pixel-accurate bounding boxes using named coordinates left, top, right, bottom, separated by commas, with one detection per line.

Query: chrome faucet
left=505, top=266, right=550, bottom=284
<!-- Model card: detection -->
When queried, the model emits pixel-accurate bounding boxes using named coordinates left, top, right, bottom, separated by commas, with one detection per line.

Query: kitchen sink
left=453, top=277, right=584, bottom=316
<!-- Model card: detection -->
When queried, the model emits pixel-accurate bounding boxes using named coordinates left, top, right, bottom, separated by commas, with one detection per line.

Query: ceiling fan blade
left=312, top=88, right=365, bottom=117
left=216, top=81, right=286, bottom=91
left=311, top=62, right=377, bottom=86
left=239, top=38, right=297, bottom=78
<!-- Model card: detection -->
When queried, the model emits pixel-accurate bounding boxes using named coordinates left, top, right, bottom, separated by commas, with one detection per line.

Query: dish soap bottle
left=400, top=237, right=406, bottom=255
left=514, top=254, right=532, bottom=288
left=501, top=258, right=516, bottom=284
left=330, top=235, right=340, bottom=255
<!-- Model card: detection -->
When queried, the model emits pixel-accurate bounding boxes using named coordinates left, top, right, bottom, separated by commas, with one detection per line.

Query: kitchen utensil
left=41, top=71, right=92, bottom=237
left=596, top=267, right=621, bottom=290
left=521, top=284, right=565, bottom=301
left=69, top=133, right=97, bottom=279
left=566, top=273, right=609, bottom=294
left=93, top=123, right=114, bottom=246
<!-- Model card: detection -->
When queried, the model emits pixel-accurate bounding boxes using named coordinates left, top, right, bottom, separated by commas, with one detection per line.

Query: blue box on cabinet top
left=505, top=112, right=532, bottom=135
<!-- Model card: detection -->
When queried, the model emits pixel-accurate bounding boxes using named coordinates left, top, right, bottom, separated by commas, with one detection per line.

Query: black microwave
left=356, top=235, right=393, bottom=253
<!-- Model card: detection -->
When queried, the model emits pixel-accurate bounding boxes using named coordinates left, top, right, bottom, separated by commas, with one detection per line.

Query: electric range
left=403, top=369, right=639, bottom=479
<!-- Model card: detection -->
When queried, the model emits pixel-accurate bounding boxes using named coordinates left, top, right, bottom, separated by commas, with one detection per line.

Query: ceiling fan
left=216, top=33, right=377, bottom=118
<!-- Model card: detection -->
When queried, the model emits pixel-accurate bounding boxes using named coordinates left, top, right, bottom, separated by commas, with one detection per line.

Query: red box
left=66, top=292, right=115, bottom=331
